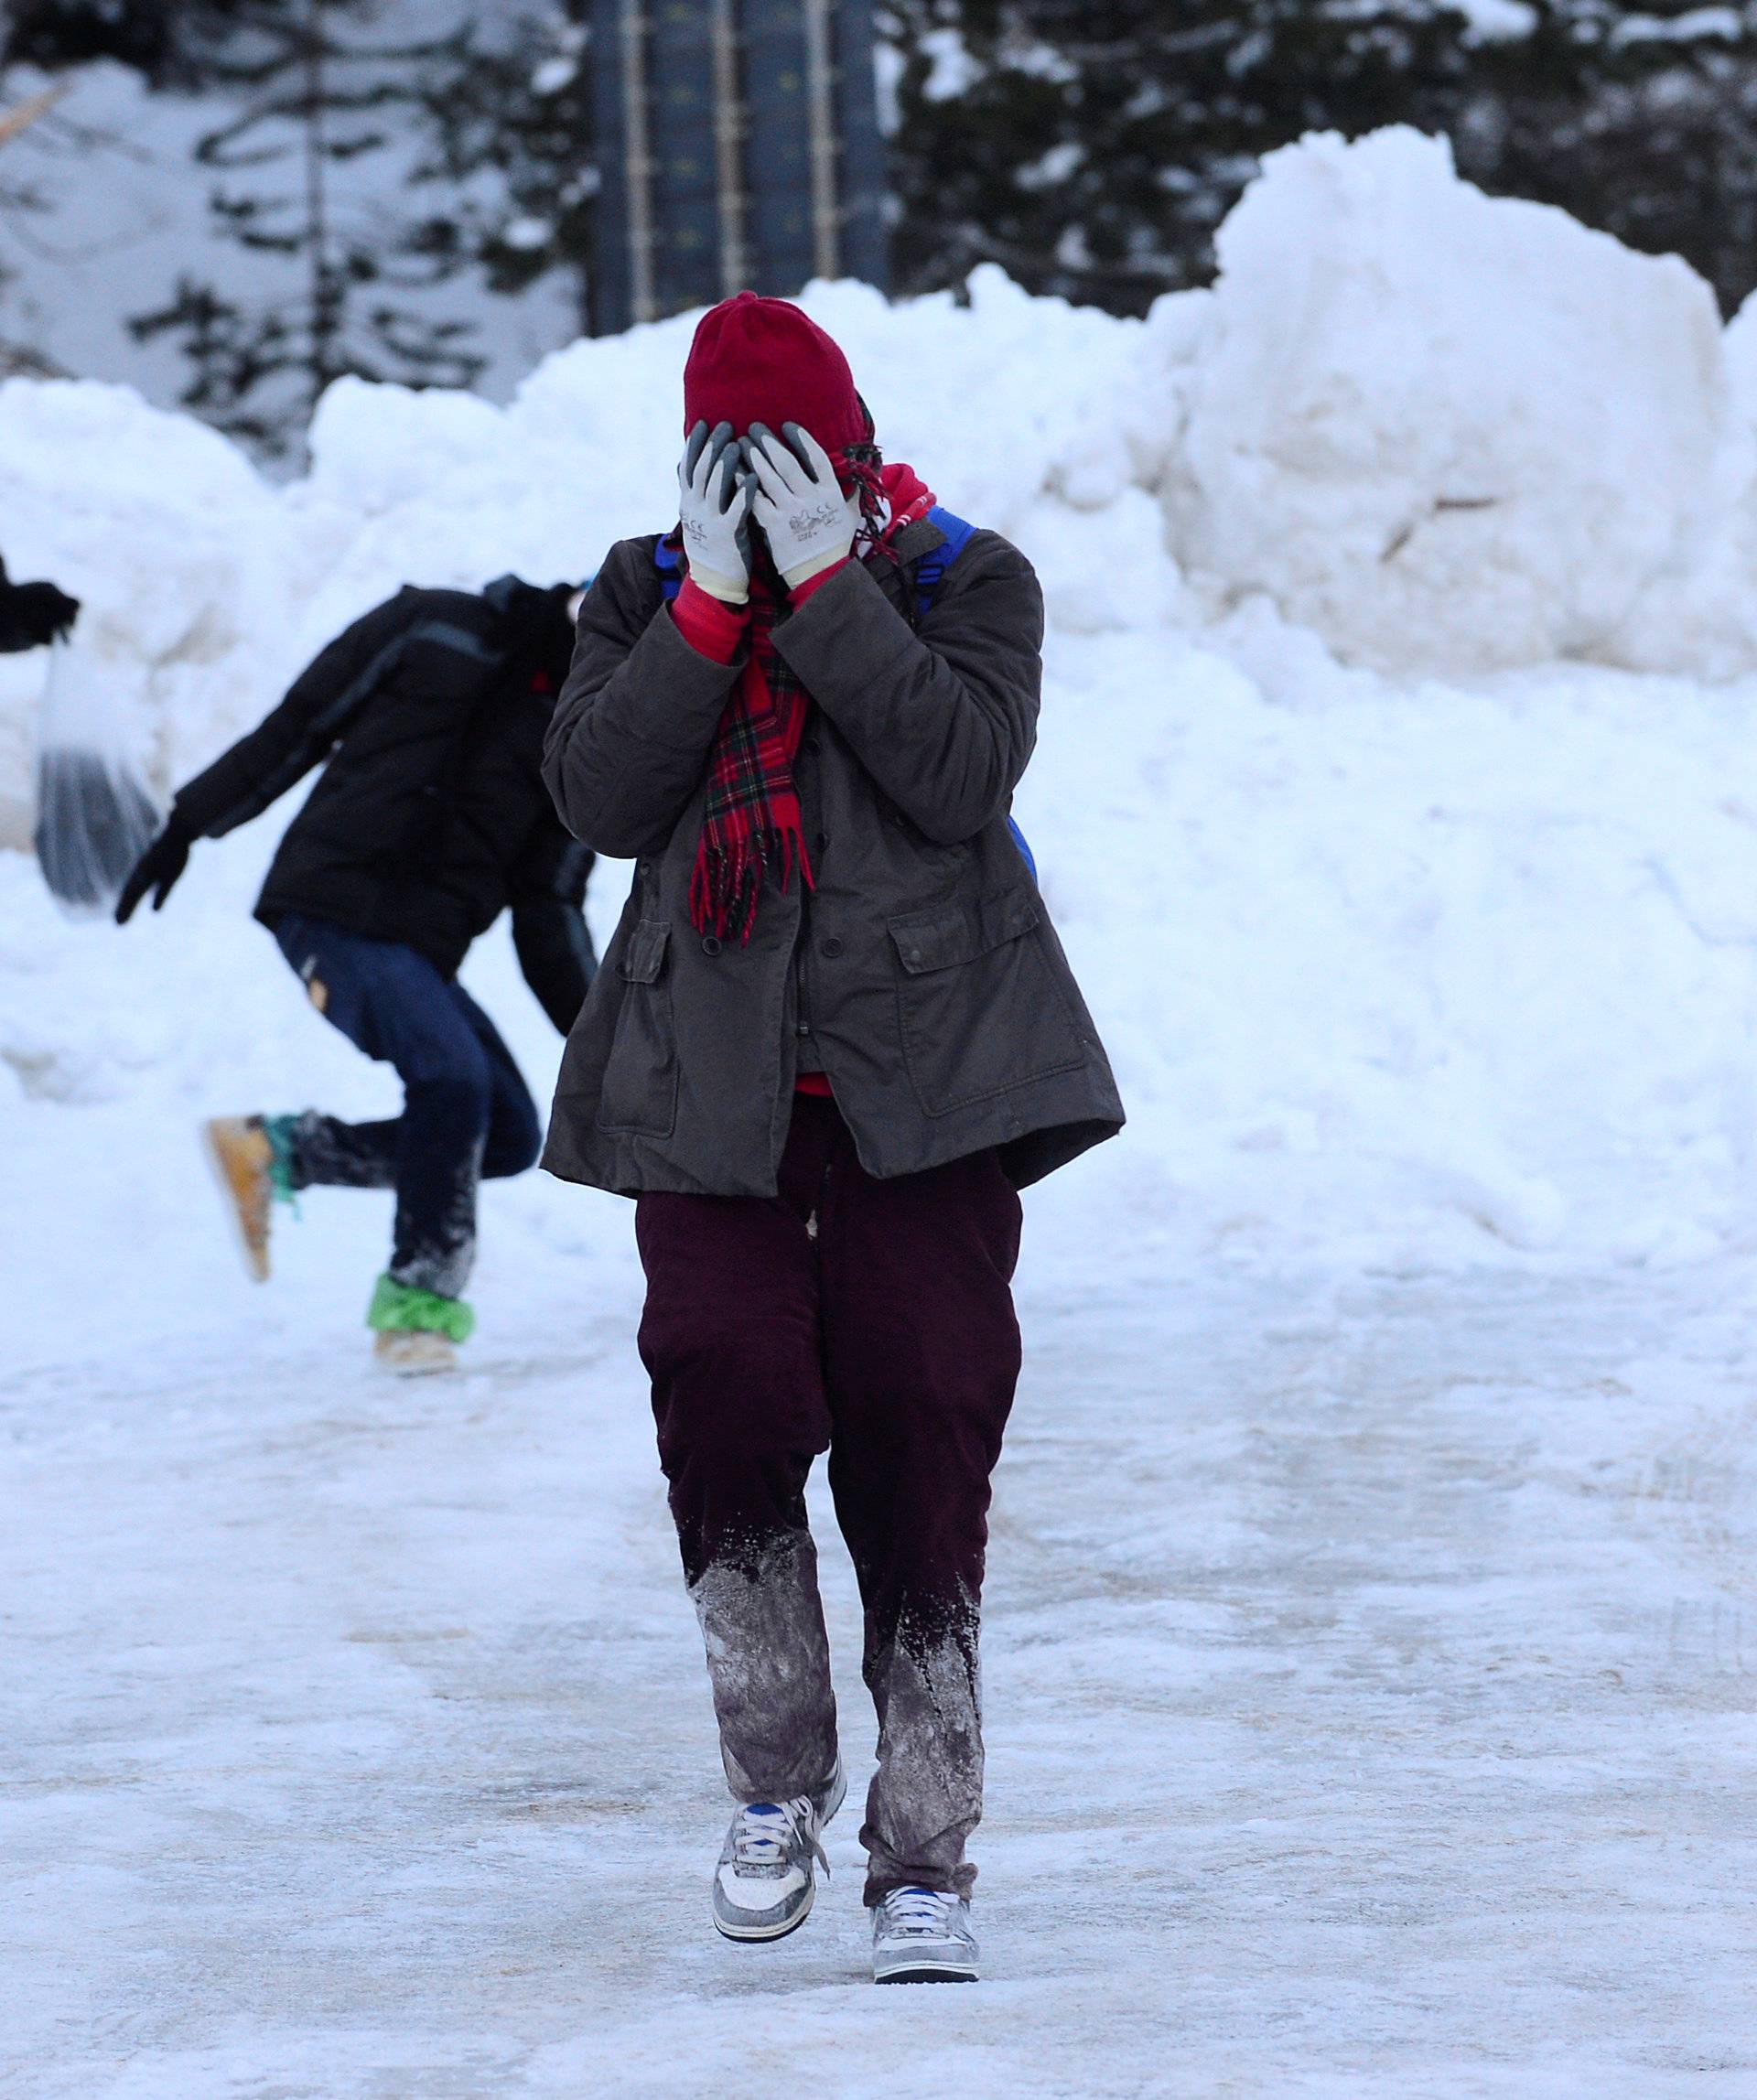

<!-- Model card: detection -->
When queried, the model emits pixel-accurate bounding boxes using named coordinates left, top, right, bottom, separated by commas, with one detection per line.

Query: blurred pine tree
left=121, top=3, right=485, bottom=458
left=402, top=5, right=598, bottom=337
left=878, top=2, right=1757, bottom=318
left=3, top=2, right=280, bottom=86
left=0, top=2, right=489, bottom=456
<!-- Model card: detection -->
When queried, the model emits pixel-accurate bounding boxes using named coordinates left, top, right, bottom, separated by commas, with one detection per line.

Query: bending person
left=117, top=575, right=596, bottom=1373
left=542, top=295, right=1123, bottom=1983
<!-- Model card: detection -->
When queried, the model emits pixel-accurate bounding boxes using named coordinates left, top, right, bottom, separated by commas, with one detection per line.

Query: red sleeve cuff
left=671, top=576, right=748, bottom=663
left=788, top=559, right=848, bottom=605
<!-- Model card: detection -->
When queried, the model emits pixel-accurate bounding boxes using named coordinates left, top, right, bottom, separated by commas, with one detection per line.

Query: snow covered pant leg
left=814, top=1109, right=1023, bottom=1906
left=634, top=1094, right=1021, bottom=1882
left=634, top=1108, right=842, bottom=1806
left=271, top=914, right=541, bottom=1297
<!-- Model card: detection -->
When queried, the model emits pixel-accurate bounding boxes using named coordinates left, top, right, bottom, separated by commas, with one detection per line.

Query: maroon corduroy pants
left=635, top=1093, right=1023, bottom=1902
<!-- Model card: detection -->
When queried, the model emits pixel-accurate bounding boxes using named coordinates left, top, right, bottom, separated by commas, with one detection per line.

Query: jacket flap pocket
left=620, top=919, right=671, bottom=984
left=889, top=889, right=1040, bottom=975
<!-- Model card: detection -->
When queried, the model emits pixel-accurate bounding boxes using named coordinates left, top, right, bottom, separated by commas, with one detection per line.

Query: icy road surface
left=5, top=1238, right=1756, bottom=2096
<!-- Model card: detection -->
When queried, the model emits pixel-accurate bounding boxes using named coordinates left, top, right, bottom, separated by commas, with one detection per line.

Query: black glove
left=114, top=814, right=194, bottom=924
left=0, top=577, right=80, bottom=652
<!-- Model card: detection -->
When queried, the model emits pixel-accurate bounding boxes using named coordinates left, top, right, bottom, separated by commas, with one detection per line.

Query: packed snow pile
left=0, top=380, right=291, bottom=852
left=7, top=124, right=1757, bottom=1278
left=1163, top=128, right=1757, bottom=676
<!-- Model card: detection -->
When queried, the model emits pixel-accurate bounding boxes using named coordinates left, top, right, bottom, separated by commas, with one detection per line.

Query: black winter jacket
left=174, top=578, right=594, bottom=1028
left=542, top=517, right=1123, bottom=1197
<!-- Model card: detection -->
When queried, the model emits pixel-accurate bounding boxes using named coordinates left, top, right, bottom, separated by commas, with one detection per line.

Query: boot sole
left=712, top=1878, right=815, bottom=1943
left=875, top=1965, right=979, bottom=1985
left=372, top=1335, right=459, bottom=1378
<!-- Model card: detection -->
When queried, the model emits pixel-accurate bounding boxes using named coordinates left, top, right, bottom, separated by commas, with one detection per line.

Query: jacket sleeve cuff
left=670, top=577, right=748, bottom=663
left=786, top=558, right=848, bottom=605
left=773, top=555, right=915, bottom=686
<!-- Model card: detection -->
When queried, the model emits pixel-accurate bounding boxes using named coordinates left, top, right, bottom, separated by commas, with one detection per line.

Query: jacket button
left=820, top=937, right=844, bottom=958
left=795, top=1022, right=813, bottom=1038
left=702, top=936, right=722, bottom=957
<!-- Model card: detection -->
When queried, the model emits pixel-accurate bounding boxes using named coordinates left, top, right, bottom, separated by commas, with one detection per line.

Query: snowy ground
left=4, top=890, right=1757, bottom=2095
left=5, top=1179, right=1757, bottom=2095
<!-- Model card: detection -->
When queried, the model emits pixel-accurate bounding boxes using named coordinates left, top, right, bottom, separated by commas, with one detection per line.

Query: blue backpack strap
left=909, top=507, right=1040, bottom=886
left=653, top=535, right=683, bottom=602
left=1007, top=816, right=1037, bottom=884
left=912, top=505, right=979, bottom=621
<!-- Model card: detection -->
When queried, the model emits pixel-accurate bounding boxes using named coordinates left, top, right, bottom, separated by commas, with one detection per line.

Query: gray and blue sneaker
left=710, top=1762, right=846, bottom=1942
left=870, top=1885, right=980, bottom=1984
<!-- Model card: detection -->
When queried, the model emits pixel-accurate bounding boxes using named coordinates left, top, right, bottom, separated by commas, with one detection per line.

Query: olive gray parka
left=540, top=512, right=1124, bottom=1197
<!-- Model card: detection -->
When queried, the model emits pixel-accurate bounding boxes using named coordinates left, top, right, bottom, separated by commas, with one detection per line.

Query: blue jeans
left=272, top=913, right=541, bottom=1298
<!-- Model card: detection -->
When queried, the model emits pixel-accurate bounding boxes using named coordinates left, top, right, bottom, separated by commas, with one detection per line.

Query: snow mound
left=1162, top=127, right=1749, bottom=675
left=0, top=378, right=291, bottom=849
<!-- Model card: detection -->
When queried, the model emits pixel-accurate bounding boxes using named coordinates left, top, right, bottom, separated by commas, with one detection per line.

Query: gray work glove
left=748, top=422, right=862, bottom=592
left=677, top=419, right=755, bottom=604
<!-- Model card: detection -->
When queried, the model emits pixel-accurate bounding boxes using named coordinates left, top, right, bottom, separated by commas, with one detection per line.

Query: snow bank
left=1161, top=128, right=1749, bottom=676
left=0, top=378, right=291, bottom=848
left=11, top=127, right=1757, bottom=1276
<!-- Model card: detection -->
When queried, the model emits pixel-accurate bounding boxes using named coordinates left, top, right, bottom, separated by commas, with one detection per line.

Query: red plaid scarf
left=688, top=460, right=937, bottom=942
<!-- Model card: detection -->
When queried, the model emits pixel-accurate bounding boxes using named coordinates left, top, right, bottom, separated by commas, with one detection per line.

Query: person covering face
left=542, top=292, right=1123, bottom=1979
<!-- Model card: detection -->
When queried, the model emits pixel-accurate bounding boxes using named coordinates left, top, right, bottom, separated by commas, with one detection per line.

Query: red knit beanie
left=683, top=291, right=866, bottom=452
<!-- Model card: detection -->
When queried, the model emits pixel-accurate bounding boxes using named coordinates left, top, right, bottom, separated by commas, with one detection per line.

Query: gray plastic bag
left=33, top=637, right=162, bottom=916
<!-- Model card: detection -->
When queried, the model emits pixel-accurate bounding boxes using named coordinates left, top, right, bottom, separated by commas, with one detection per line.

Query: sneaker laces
left=878, top=1886, right=955, bottom=1937
left=732, top=1797, right=828, bottom=1879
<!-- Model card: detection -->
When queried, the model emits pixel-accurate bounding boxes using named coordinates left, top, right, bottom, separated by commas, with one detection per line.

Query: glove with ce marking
left=748, top=422, right=862, bottom=592
left=114, top=813, right=195, bottom=924
left=677, top=419, right=756, bottom=604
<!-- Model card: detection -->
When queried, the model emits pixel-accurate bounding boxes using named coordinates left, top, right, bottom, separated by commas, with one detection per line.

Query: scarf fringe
left=690, top=821, right=814, bottom=944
